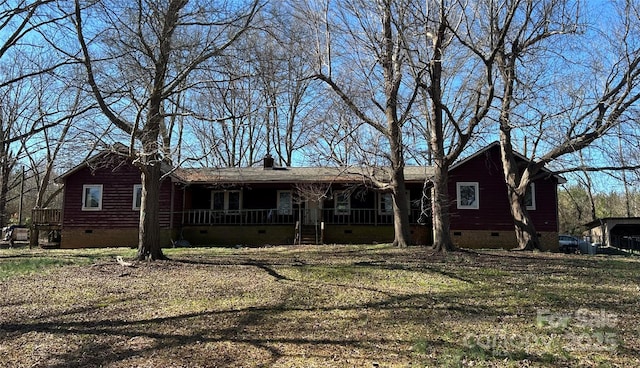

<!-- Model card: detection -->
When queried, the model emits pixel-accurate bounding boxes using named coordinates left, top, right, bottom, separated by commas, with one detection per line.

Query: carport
left=584, top=217, right=640, bottom=252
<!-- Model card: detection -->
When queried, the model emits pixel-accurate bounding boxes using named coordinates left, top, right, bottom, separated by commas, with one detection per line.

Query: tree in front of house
left=401, top=0, right=504, bottom=252
left=491, top=0, right=640, bottom=250
left=298, top=0, right=421, bottom=247
left=73, top=0, right=261, bottom=260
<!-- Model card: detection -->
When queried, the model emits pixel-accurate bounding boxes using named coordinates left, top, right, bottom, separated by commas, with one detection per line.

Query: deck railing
left=32, top=208, right=62, bottom=226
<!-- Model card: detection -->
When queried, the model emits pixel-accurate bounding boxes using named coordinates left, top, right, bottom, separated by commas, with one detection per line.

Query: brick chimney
left=263, top=154, right=274, bottom=169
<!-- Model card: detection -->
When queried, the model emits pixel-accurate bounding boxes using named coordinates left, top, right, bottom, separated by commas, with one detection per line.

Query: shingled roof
left=55, top=145, right=434, bottom=185
left=172, top=166, right=434, bottom=185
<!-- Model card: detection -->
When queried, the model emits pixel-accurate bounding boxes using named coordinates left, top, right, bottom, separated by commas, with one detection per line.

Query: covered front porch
left=178, top=207, right=429, bottom=246
left=180, top=207, right=425, bottom=226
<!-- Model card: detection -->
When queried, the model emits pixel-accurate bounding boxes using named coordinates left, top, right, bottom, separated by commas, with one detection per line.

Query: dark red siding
left=448, top=145, right=559, bottom=232
left=62, top=161, right=179, bottom=229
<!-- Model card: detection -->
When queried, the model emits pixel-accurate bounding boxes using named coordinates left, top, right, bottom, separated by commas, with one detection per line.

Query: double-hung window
left=212, top=190, right=241, bottom=213
left=277, top=190, right=293, bottom=215
left=456, top=182, right=479, bottom=209
left=82, top=185, right=103, bottom=211
left=379, top=192, right=393, bottom=215
left=334, top=191, right=350, bottom=215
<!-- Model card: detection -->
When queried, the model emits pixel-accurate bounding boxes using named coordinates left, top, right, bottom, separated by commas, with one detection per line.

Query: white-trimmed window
left=133, top=184, right=142, bottom=210
left=82, top=184, right=103, bottom=211
left=525, top=183, right=536, bottom=210
left=456, top=182, right=479, bottom=209
left=379, top=192, right=393, bottom=215
left=212, top=190, right=241, bottom=213
left=277, top=190, right=293, bottom=215
left=334, top=191, right=350, bottom=215
left=378, top=191, right=410, bottom=215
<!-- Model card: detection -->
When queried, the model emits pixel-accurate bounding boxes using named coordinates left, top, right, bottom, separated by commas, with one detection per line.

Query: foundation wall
left=451, top=230, right=559, bottom=251
left=181, top=226, right=295, bottom=246
left=60, top=228, right=175, bottom=249
left=60, top=225, right=558, bottom=251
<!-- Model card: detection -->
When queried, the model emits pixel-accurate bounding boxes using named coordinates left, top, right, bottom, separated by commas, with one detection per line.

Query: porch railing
left=321, top=208, right=390, bottom=225
left=183, top=209, right=296, bottom=226
left=321, top=208, right=423, bottom=225
left=29, top=207, right=427, bottom=228
left=181, top=208, right=426, bottom=226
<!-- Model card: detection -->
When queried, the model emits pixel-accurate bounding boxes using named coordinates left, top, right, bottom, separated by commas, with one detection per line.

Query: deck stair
left=299, top=225, right=320, bottom=245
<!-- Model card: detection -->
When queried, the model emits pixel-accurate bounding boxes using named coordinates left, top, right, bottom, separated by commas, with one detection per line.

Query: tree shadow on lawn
left=0, top=259, right=525, bottom=368
left=0, top=293, right=469, bottom=367
left=0, top=304, right=582, bottom=368
left=357, top=260, right=479, bottom=284
left=168, top=251, right=640, bottom=322
left=2, top=249, right=637, bottom=367
left=29, top=307, right=289, bottom=368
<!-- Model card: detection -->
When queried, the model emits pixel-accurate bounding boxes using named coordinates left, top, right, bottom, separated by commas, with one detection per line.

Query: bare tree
left=186, top=2, right=325, bottom=169
left=402, top=0, right=501, bottom=251
left=188, top=57, right=267, bottom=167
left=253, top=5, right=321, bottom=166
left=26, top=79, right=91, bottom=247
left=74, top=0, right=261, bottom=260
left=309, top=98, right=363, bottom=166
left=492, top=0, right=640, bottom=249
left=299, top=0, right=421, bottom=247
left=0, top=0, right=74, bottom=88
left=0, top=79, right=28, bottom=227
left=0, top=1, right=77, bottom=227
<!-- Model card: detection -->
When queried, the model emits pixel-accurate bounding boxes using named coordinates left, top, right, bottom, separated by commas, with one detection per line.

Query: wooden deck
left=32, top=208, right=62, bottom=226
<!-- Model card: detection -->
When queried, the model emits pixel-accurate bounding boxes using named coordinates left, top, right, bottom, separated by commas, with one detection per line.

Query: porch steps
left=299, top=225, right=320, bottom=245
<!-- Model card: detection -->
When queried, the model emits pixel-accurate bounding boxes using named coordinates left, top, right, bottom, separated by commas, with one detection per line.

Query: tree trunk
left=377, top=0, right=411, bottom=247
left=431, top=165, right=454, bottom=251
left=0, top=141, right=10, bottom=227
left=392, top=171, right=411, bottom=247
left=0, top=165, right=9, bottom=227
left=425, top=12, right=455, bottom=253
left=499, top=130, right=540, bottom=251
left=136, top=162, right=166, bottom=260
left=507, top=185, right=540, bottom=250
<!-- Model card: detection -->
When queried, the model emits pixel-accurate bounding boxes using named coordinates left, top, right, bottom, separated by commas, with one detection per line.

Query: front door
left=305, top=200, right=321, bottom=225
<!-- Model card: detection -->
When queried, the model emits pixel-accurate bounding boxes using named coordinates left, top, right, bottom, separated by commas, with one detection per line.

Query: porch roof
left=173, top=166, right=433, bottom=185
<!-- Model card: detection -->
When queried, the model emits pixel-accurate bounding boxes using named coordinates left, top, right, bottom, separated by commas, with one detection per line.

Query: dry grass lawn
left=0, top=245, right=639, bottom=367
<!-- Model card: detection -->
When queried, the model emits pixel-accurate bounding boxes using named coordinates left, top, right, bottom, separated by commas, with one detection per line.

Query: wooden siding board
left=526, top=178, right=558, bottom=231
left=62, top=162, right=177, bottom=229
left=448, top=145, right=559, bottom=232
